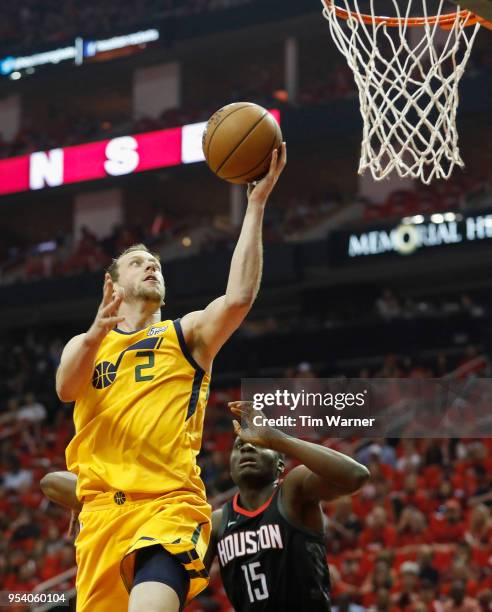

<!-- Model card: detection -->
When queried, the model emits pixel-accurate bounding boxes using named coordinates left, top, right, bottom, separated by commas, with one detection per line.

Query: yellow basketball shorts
left=74, top=490, right=211, bottom=612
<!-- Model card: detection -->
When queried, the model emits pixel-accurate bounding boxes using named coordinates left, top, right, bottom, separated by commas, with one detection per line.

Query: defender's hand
left=86, top=273, right=125, bottom=345
left=247, top=142, right=287, bottom=205
left=67, top=510, right=80, bottom=539
left=229, top=401, right=282, bottom=449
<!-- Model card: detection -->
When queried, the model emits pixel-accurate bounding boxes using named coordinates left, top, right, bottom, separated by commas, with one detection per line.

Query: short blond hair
left=106, top=244, right=161, bottom=282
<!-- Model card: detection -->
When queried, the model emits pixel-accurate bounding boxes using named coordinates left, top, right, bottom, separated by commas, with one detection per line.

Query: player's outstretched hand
left=86, top=273, right=125, bottom=346
left=247, top=142, right=287, bottom=205
left=229, top=401, right=282, bottom=448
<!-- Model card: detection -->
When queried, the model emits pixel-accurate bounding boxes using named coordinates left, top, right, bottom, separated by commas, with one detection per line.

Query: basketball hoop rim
left=321, top=0, right=492, bottom=29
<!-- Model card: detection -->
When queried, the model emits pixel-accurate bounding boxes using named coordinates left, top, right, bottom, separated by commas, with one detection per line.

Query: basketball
left=202, top=102, right=283, bottom=184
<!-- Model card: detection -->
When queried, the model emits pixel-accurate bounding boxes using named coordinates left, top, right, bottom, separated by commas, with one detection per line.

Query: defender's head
left=230, top=436, right=285, bottom=488
left=107, top=244, right=165, bottom=306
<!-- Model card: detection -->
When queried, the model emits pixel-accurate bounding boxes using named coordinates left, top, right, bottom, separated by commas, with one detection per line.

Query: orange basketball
left=202, top=102, right=283, bottom=185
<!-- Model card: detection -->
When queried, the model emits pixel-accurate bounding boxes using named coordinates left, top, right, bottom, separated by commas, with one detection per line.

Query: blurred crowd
left=2, top=224, right=146, bottom=285
left=0, top=62, right=356, bottom=162
left=0, top=104, right=215, bottom=161
left=3, top=171, right=492, bottom=288
left=0, top=0, right=490, bottom=165
left=0, top=188, right=344, bottom=286
left=0, top=327, right=491, bottom=609
left=0, top=37, right=489, bottom=164
left=375, top=289, right=486, bottom=325
left=362, top=176, right=492, bottom=222
left=0, top=0, right=255, bottom=53
left=0, top=334, right=75, bottom=595
left=324, top=434, right=492, bottom=612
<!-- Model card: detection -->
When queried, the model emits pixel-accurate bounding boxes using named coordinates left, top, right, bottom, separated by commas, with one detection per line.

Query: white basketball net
left=321, top=0, right=481, bottom=184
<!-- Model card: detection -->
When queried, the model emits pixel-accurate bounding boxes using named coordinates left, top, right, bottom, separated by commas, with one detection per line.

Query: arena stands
left=0, top=0, right=258, bottom=53
left=1, top=173, right=491, bottom=287
left=363, top=176, right=492, bottom=223
left=3, top=62, right=492, bottom=163
left=1, top=329, right=491, bottom=609
left=0, top=64, right=354, bottom=162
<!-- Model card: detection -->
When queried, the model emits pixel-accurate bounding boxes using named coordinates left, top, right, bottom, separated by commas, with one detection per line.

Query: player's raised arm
left=56, top=273, right=125, bottom=402
left=181, top=144, right=286, bottom=370
left=229, top=401, right=370, bottom=504
left=40, top=471, right=82, bottom=513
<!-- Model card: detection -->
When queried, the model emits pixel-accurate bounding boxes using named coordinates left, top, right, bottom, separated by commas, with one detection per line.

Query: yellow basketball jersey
left=65, top=319, right=211, bottom=500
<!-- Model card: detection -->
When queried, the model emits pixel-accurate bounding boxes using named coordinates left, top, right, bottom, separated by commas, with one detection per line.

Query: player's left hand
left=247, top=142, right=287, bottom=205
left=229, top=401, right=282, bottom=448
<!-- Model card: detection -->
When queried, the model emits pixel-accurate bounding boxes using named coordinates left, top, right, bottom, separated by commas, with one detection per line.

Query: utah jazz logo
left=114, top=491, right=126, bottom=505
left=91, top=336, right=164, bottom=390
left=92, top=361, right=118, bottom=389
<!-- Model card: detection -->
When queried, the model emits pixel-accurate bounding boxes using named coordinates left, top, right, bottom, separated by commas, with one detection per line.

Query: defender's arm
left=204, top=509, right=223, bottom=572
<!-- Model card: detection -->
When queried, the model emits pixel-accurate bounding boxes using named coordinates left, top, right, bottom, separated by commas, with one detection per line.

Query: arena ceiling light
left=430, top=214, right=445, bottom=224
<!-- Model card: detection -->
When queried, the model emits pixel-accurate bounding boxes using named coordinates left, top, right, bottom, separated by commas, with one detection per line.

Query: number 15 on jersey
left=241, top=562, right=269, bottom=603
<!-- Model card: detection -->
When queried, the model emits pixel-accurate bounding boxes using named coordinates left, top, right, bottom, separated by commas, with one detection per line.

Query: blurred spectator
left=425, top=440, right=446, bottom=467
left=375, top=355, right=403, bottom=378
left=376, top=289, right=402, bottom=320
left=477, top=590, right=492, bottom=612
left=0, top=398, right=20, bottom=427
left=465, top=504, right=492, bottom=548
left=393, top=473, right=431, bottom=517
left=294, top=361, right=317, bottom=378
left=9, top=510, right=41, bottom=543
left=442, top=580, right=481, bottom=612
left=428, top=500, right=466, bottom=544
left=417, top=545, right=440, bottom=586
left=460, top=294, right=485, bottom=319
left=361, top=558, right=394, bottom=607
left=396, top=508, right=429, bottom=547
left=359, top=507, right=397, bottom=550
left=45, top=525, right=64, bottom=556
left=63, top=226, right=109, bottom=275
left=357, top=441, right=396, bottom=469
left=2, top=456, right=33, bottom=492
left=392, top=561, right=420, bottom=609
left=417, top=578, right=440, bottom=611
left=331, top=592, right=365, bottom=612
left=396, top=440, right=422, bottom=473
left=326, top=496, right=362, bottom=552
left=18, top=392, right=46, bottom=424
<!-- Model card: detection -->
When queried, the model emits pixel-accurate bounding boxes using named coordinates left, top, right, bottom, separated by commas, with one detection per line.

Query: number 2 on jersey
left=134, top=350, right=155, bottom=382
left=241, top=561, right=269, bottom=603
